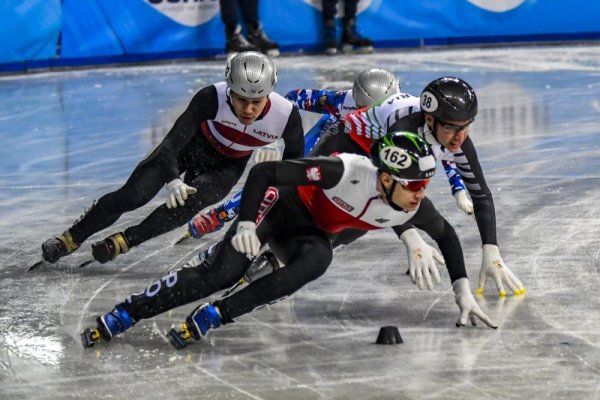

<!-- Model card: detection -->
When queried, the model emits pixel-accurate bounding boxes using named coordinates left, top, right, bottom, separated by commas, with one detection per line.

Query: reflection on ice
left=0, top=44, right=600, bottom=399
left=4, top=334, right=64, bottom=367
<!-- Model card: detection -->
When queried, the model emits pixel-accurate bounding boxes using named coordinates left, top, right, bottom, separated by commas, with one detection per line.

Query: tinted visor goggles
left=392, top=177, right=431, bottom=192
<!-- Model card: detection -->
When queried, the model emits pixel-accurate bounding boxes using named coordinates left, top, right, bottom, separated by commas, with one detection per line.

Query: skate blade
left=222, top=280, right=242, bottom=297
left=81, top=328, right=101, bottom=348
left=28, top=260, right=46, bottom=271
left=175, top=232, right=191, bottom=245
left=77, top=258, right=95, bottom=268
left=167, top=328, right=189, bottom=349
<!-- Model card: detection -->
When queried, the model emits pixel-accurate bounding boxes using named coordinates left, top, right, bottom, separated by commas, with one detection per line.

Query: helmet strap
left=225, top=88, right=235, bottom=112
left=382, top=179, right=407, bottom=212
left=430, top=118, right=441, bottom=142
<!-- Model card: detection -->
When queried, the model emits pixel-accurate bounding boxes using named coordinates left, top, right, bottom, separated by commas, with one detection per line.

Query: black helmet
left=370, top=132, right=436, bottom=181
left=420, top=77, right=477, bottom=121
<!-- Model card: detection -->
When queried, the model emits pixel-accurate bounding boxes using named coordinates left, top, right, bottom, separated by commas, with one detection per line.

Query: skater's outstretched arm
left=285, top=88, right=347, bottom=117
left=157, top=85, right=219, bottom=181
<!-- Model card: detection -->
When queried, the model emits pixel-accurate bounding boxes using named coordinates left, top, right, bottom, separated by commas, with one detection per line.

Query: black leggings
left=121, top=192, right=333, bottom=324
left=70, top=135, right=248, bottom=247
left=122, top=220, right=252, bottom=322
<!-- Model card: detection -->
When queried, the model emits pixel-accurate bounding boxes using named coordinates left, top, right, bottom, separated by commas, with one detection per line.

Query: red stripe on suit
left=296, top=185, right=379, bottom=234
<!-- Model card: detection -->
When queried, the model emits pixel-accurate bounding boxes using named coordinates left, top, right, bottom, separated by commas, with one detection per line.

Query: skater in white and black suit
left=81, top=132, right=496, bottom=349
left=39, top=51, right=305, bottom=266
left=184, top=67, right=407, bottom=238
left=310, top=76, right=525, bottom=296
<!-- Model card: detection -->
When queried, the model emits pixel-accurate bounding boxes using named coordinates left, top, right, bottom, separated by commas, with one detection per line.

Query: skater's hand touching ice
left=231, top=221, right=260, bottom=256
left=453, top=278, right=497, bottom=328
left=476, top=244, right=525, bottom=297
left=166, top=179, right=197, bottom=209
left=400, top=228, right=444, bottom=290
left=454, top=190, right=474, bottom=215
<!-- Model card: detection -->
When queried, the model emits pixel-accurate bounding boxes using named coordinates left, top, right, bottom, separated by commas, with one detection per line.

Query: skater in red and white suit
left=82, top=132, right=496, bottom=348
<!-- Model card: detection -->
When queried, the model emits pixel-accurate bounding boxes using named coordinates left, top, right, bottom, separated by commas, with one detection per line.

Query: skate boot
left=225, top=24, right=257, bottom=60
left=323, top=19, right=338, bottom=56
left=223, top=250, right=280, bottom=296
left=247, top=21, right=280, bottom=58
left=167, top=303, right=221, bottom=349
left=81, top=304, right=135, bottom=348
left=41, top=230, right=79, bottom=263
left=188, top=208, right=225, bottom=239
left=241, top=250, right=280, bottom=284
left=341, top=18, right=373, bottom=54
left=91, top=232, right=129, bottom=264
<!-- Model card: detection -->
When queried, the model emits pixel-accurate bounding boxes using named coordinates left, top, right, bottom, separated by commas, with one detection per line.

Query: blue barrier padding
left=61, top=0, right=124, bottom=57
left=0, top=0, right=61, bottom=63
left=2, top=0, right=600, bottom=72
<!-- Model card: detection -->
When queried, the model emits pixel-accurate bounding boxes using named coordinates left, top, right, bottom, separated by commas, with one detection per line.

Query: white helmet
left=225, top=51, right=277, bottom=98
left=352, top=68, right=400, bottom=107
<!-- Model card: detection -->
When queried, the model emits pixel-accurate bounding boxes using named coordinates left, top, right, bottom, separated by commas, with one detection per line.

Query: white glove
left=477, top=244, right=525, bottom=296
left=231, top=221, right=261, bottom=256
left=254, top=144, right=282, bottom=163
left=400, top=228, right=444, bottom=290
left=454, top=190, right=474, bottom=215
left=165, top=179, right=197, bottom=209
left=452, top=278, right=497, bottom=328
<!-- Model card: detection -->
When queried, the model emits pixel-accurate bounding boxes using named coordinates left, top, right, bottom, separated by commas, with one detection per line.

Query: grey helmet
left=225, top=51, right=277, bottom=98
left=352, top=68, right=400, bottom=107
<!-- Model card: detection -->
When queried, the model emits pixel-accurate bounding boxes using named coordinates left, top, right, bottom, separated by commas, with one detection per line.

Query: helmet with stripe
left=225, top=51, right=277, bottom=98
left=370, top=132, right=436, bottom=181
left=353, top=68, right=400, bottom=107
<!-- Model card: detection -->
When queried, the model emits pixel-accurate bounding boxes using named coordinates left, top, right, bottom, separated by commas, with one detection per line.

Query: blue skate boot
left=81, top=304, right=135, bottom=348
left=167, top=303, right=222, bottom=349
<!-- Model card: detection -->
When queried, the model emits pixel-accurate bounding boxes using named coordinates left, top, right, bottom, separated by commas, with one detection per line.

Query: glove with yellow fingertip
left=476, top=244, right=525, bottom=297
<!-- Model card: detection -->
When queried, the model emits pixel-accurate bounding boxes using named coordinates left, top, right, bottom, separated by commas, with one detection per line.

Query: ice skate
left=167, top=303, right=221, bottom=349
left=41, top=230, right=79, bottom=263
left=323, top=19, right=338, bottom=56
left=179, top=203, right=238, bottom=243
left=223, top=250, right=281, bottom=296
left=247, top=22, right=280, bottom=58
left=188, top=208, right=225, bottom=239
left=225, top=24, right=257, bottom=61
left=91, top=232, right=129, bottom=264
left=81, top=304, right=135, bottom=348
left=341, top=18, right=373, bottom=54
left=166, top=321, right=194, bottom=349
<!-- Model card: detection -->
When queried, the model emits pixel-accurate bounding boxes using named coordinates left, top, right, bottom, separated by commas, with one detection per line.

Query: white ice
left=1, top=44, right=600, bottom=399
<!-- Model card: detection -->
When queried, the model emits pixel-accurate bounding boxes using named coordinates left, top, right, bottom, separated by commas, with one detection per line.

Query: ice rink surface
left=1, top=44, right=599, bottom=399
